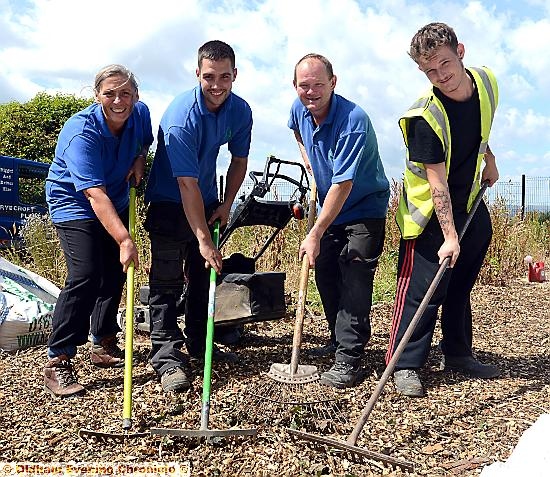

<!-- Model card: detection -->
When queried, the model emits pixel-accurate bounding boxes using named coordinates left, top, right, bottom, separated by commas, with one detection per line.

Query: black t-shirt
left=406, top=73, right=481, bottom=213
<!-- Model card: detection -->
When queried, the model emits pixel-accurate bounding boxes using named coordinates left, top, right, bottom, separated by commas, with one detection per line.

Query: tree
left=0, top=92, right=92, bottom=163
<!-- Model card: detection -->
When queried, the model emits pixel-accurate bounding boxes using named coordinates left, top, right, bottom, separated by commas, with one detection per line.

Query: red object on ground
left=528, top=262, right=546, bottom=282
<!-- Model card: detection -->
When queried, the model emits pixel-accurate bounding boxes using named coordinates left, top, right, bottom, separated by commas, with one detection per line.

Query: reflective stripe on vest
left=396, top=66, right=498, bottom=239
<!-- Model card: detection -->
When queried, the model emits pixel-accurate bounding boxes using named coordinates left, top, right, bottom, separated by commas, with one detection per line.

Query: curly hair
left=409, top=22, right=458, bottom=63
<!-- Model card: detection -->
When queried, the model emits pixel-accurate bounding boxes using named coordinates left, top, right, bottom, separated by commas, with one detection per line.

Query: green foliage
left=0, top=92, right=92, bottom=163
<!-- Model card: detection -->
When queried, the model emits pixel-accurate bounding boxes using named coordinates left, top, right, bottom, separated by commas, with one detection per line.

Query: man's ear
left=331, top=75, right=337, bottom=90
left=196, top=67, right=200, bottom=79
left=233, top=67, right=237, bottom=81
left=457, top=43, right=465, bottom=60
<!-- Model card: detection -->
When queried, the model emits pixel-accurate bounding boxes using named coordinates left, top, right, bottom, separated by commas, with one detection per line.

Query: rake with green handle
left=150, top=219, right=257, bottom=441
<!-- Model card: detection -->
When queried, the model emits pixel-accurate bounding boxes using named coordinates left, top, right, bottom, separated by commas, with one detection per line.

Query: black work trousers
left=145, top=201, right=217, bottom=376
left=48, top=212, right=127, bottom=358
left=315, top=218, right=386, bottom=366
left=386, top=201, right=492, bottom=369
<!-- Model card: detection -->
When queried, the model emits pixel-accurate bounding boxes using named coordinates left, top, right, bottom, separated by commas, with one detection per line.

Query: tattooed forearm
left=432, top=186, right=454, bottom=235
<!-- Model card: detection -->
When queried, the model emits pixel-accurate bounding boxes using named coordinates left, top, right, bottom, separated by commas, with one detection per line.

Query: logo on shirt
left=225, top=128, right=232, bottom=142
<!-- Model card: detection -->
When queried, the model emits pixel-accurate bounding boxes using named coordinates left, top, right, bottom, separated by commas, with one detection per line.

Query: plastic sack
left=0, top=257, right=60, bottom=351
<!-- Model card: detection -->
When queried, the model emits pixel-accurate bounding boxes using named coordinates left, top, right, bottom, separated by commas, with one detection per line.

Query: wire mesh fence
left=229, top=175, right=550, bottom=217
left=486, top=176, right=550, bottom=216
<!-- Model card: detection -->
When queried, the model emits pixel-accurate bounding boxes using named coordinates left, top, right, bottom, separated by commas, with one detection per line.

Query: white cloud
left=0, top=0, right=549, bottom=181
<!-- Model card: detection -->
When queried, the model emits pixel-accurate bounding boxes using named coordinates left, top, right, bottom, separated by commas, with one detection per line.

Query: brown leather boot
left=90, top=335, right=125, bottom=368
left=44, top=355, right=85, bottom=398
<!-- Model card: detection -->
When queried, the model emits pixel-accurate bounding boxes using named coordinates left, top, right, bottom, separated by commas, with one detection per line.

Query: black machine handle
left=248, top=155, right=310, bottom=200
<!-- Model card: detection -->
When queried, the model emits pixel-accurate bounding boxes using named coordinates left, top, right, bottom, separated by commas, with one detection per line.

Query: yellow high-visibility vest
left=396, top=66, right=498, bottom=239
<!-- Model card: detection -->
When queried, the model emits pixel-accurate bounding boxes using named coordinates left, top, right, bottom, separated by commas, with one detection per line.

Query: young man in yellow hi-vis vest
left=386, top=22, right=501, bottom=397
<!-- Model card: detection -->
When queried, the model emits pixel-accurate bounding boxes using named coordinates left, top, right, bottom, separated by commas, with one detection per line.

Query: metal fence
left=485, top=176, right=550, bottom=217
left=231, top=176, right=550, bottom=217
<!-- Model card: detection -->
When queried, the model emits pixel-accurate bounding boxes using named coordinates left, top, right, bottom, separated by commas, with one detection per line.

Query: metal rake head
left=286, top=428, right=415, bottom=473
left=235, top=376, right=350, bottom=431
left=78, top=428, right=149, bottom=443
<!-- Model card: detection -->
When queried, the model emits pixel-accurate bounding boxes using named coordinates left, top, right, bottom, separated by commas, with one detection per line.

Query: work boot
left=393, top=369, right=425, bottom=397
left=307, top=341, right=337, bottom=358
left=319, top=361, right=365, bottom=388
left=91, top=335, right=125, bottom=368
left=441, top=355, right=500, bottom=379
left=44, top=355, right=85, bottom=398
left=160, top=367, right=191, bottom=393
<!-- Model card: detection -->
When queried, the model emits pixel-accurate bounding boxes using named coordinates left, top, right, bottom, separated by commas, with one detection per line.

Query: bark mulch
left=0, top=278, right=548, bottom=476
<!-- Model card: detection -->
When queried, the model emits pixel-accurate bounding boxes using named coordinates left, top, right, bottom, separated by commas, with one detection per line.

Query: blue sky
left=1, top=0, right=550, bottom=181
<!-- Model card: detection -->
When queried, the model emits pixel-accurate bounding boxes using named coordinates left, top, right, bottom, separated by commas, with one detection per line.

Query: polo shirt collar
left=92, top=102, right=135, bottom=138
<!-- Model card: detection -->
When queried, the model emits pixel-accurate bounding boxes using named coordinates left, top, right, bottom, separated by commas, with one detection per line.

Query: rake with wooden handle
left=243, top=179, right=348, bottom=428
left=287, top=181, right=490, bottom=471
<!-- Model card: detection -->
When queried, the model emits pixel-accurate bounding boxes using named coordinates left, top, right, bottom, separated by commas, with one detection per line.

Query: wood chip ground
left=1, top=278, right=548, bottom=476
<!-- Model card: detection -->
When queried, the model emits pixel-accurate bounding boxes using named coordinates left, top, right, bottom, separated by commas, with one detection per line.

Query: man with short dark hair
left=145, top=40, right=252, bottom=393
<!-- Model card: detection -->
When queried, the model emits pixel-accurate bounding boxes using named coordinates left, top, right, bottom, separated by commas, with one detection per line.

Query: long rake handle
left=200, top=220, right=220, bottom=431
left=290, top=180, right=317, bottom=375
left=347, top=181, right=489, bottom=445
left=123, top=184, right=137, bottom=430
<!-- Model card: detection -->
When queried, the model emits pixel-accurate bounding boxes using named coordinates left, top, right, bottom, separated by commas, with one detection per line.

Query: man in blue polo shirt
left=144, top=40, right=252, bottom=393
left=289, top=53, right=389, bottom=388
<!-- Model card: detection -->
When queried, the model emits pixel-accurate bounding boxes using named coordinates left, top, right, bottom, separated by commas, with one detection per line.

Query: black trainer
left=215, top=326, right=243, bottom=346
left=160, top=367, right=191, bottom=393
left=441, top=355, right=500, bottom=378
left=319, top=361, right=364, bottom=388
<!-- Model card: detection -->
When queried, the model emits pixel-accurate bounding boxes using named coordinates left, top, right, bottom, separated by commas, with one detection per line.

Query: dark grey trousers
left=315, top=218, right=386, bottom=366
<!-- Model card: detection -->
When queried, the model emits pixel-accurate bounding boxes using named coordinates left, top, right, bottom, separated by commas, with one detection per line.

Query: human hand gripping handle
left=126, top=152, right=146, bottom=187
left=199, top=233, right=223, bottom=274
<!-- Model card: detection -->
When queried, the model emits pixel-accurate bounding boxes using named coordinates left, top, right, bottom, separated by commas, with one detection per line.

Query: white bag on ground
left=0, top=257, right=60, bottom=352
left=480, top=414, right=550, bottom=477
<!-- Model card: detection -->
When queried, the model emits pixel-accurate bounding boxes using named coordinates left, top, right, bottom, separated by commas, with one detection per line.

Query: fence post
left=521, top=174, right=526, bottom=220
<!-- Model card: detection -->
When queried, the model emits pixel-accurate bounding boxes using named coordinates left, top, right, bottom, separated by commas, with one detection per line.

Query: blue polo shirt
left=288, top=93, right=389, bottom=225
left=46, top=101, right=153, bottom=223
left=145, top=86, right=253, bottom=207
